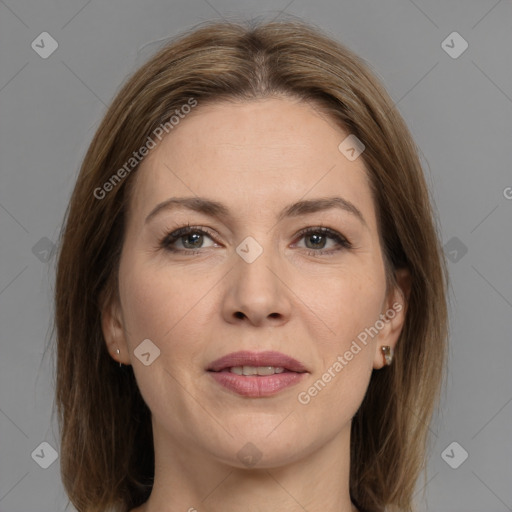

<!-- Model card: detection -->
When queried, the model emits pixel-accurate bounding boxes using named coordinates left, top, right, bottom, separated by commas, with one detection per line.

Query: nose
left=221, top=241, right=292, bottom=327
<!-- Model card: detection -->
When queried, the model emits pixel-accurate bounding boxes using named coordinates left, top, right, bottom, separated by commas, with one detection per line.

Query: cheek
left=118, top=255, right=213, bottom=360
left=298, top=358, right=373, bottom=436
left=313, top=266, right=386, bottom=346
left=302, top=262, right=385, bottom=411
left=297, top=273, right=382, bottom=424
left=117, top=258, right=210, bottom=413
left=119, top=268, right=169, bottom=342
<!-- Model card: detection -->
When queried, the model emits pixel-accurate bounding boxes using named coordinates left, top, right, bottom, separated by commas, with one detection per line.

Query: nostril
left=234, top=311, right=245, bottom=319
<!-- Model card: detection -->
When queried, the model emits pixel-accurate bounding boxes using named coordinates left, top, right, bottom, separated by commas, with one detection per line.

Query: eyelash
left=159, top=223, right=352, bottom=257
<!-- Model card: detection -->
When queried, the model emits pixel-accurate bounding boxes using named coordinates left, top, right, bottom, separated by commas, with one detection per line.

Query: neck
left=136, top=421, right=358, bottom=512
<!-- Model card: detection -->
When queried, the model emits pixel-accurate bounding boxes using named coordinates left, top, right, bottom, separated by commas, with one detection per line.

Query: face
left=102, top=97, right=407, bottom=469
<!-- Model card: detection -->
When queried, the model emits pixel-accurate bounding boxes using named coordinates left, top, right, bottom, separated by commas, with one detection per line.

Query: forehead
left=127, top=97, right=375, bottom=226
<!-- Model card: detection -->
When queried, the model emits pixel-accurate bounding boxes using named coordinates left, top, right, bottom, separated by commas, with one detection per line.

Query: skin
left=102, top=97, right=410, bottom=512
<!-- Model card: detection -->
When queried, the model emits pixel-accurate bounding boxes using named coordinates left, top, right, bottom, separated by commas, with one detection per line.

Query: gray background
left=0, top=0, right=511, bottom=511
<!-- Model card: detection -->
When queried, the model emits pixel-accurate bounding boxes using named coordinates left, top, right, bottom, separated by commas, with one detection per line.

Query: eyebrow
left=145, top=195, right=367, bottom=227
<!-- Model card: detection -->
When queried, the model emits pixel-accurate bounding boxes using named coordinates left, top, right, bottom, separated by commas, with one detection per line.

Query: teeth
left=229, top=366, right=285, bottom=376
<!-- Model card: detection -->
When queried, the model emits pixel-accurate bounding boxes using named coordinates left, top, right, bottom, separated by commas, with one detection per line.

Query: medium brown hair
left=53, top=18, right=448, bottom=512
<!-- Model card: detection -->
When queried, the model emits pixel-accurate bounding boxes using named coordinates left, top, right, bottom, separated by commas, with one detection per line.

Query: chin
left=198, top=423, right=321, bottom=470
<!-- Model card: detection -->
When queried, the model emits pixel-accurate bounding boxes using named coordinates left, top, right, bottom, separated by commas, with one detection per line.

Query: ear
left=373, top=267, right=411, bottom=369
left=100, top=287, right=131, bottom=366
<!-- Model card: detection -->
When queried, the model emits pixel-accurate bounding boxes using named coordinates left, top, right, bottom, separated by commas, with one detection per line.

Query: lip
left=207, top=350, right=308, bottom=373
left=207, top=350, right=308, bottom=398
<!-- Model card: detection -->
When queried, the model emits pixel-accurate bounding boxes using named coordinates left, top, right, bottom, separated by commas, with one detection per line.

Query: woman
left=54, top=18, right=448, bottom=512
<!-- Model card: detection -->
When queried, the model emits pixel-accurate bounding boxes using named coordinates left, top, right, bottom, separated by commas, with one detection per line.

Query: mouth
left=218, top=366, right=288, bottom=375
left=207, top=350, right=308, bottom=373
left=207, top=351, right=308, bottom=397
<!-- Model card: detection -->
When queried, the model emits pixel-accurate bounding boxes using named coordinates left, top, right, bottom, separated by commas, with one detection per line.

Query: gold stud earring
left=381, top=346, right=393, bottom=366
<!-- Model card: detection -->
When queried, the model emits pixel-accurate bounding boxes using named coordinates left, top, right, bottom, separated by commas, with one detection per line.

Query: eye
left=160, top=225, right=217, bottom=254
left=293, top=227, right=352, bottom=256
left=159, top=224, right=352, bottom=257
